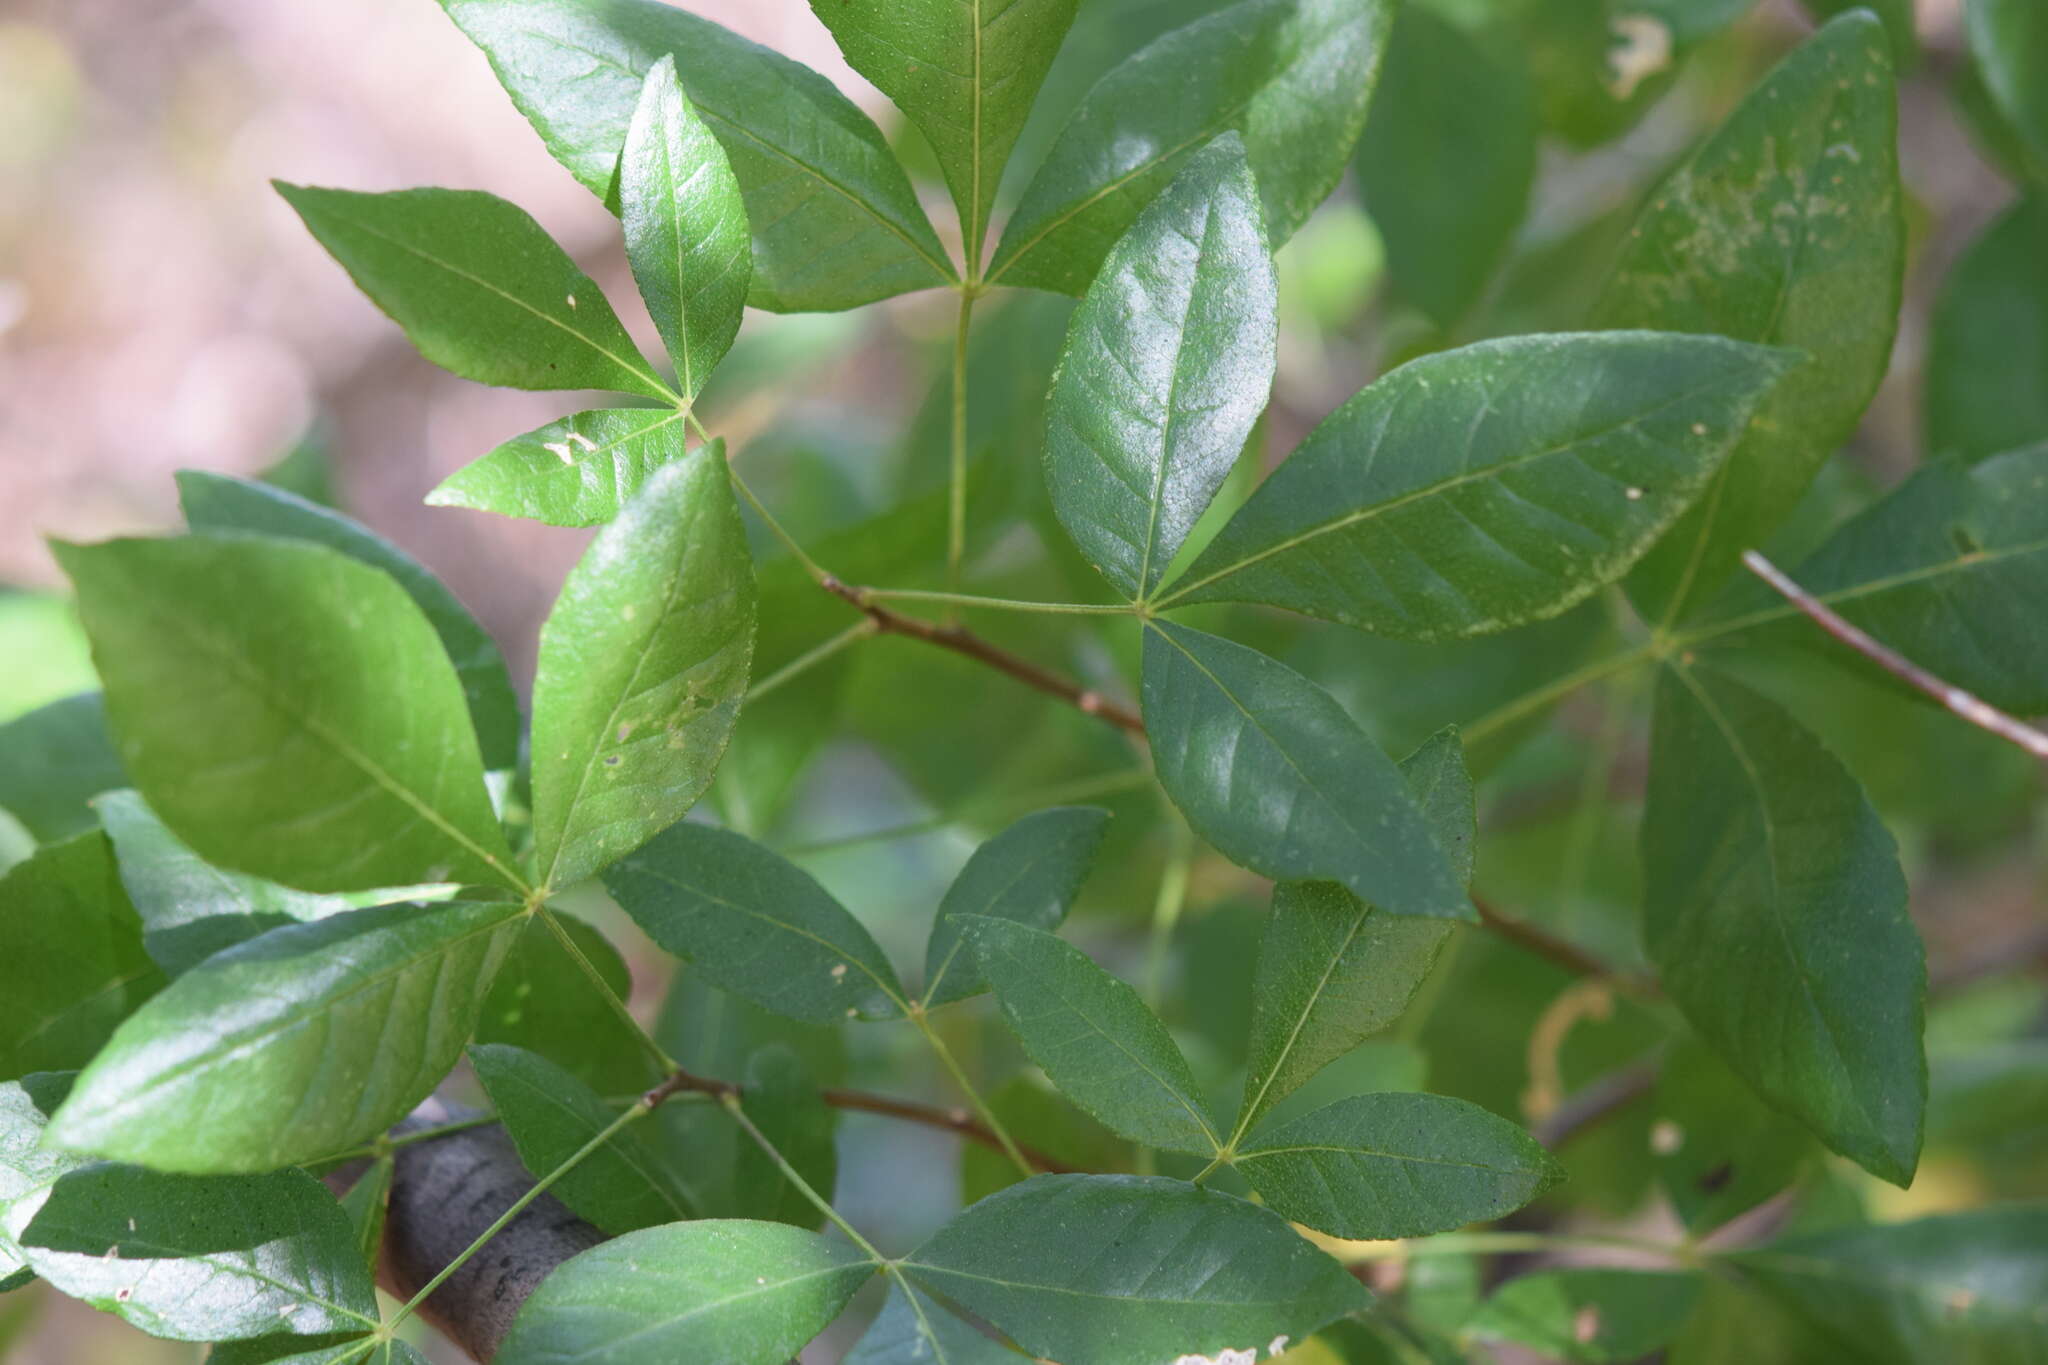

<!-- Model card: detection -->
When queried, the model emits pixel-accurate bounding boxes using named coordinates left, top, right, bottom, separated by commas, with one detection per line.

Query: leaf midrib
left=1159, top=375, right=1734, bottom=607
left=623, top=861, right=906, bottom=1014
left=1231, top=906, right=1372, bottom=1145
left=142, top=583, right=519, bottom=892
left=996, top=941, right=1218, bottom=1150
left=1668, top=664, right=1886, bottom=1145
left=67, top=906, right=519, bottom=1132
left=527, top=31, right=956, bottom=286
left=322, top=208, right=670, bottom=401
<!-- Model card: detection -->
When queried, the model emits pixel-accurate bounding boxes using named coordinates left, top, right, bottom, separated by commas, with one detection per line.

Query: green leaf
left=426, top=408, right=693, bottom=528
left=276, top=183, right=669, bottom=400
left=1043, top=134, right=1277, bottom=600
left=438, top=0, right=955, bottom=311
left=1, top=1075, right=83, bottom=1289
left=810, top=0, right=1079, bottom=267
left=1731, top=1207, right=2048, bottom=1362
left=45, top=899, right=525, bottom=1172
left=989, top=0, right=1392, bottom=294
left=1649, top=1039, right=1815, bottom=1233
left=964, top=916, right=1218, bottom=1155
left=1805, top=1, right=1917, bottom=61
left=0, top=834, right=162, bottom=1079
left=96, top=789, right=354, bottom=977
left=55, top=534, right=519, bottom=894
left=605, top=823, right=907, bottom=1022
left=1593, top=14, right=1904, bottom=626
left=1706, top=444, right=2048, bottom=713
left=1643, top=664, right=1924, bottom=1185
left=1235, top=1093, right=1562, bottom=1239
left=847, top=1281, right=1020, bottom=1365
left=904, top=1174, right=1369, bottom=1364
left=1142, top=621, right=1466, bottom=919
left=1966, top=0, right=2048, bottom=167
left=176, top=471, right=521, bottom=771
left=478, top=911, right=654, bottom=1096
left=728, top=1046, right=837, bottom=1229
left=1161, top=332, right=1795, bottom=637
left=1355, top=5, right=1536, bottom=327
left=471, top=1043, right=696, bottom=1234
left=923, top=805, right=1111, bottom=1009
left=336, top=1156, right=390, bottom=1281
left=494, top=1219, right=875, bottom=1365
left=623, top=56, right=750, bottom=398
left=1233, top=730, right=1470, bottom=1137
left=1926, top=197, right=2048, bottom=464
left=6, top=1166, right=377, bottom=1341
left=0, top=694, right=124, bottom=843
left=531, top=447, right=756, bottom=889
left=1466, top=1269, right=1703, bottom=1364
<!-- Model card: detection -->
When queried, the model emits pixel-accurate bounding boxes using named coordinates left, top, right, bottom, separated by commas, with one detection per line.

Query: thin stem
left=1343, top=1229, right=1699, bottom=1268
left=859, top=587, right=1134, bottom=617
left=640, top=1065, right=1073, bottom=1172
left=1741, top=549, right=2048, bottom=760
left=1470, top=894, right=1644, bottom=989
left=912, top=1014, right=1035, bottom=1178
left=538, top=907, right=676, bottom=1074
left=388, top=1099, right=652, bottom=1329
left=946, top=290, right=976, bottom=617
left=1533, top=1059, right=1659, bottom=1149
left=727, top=460, right=830, bottom=585
left=314, top=1113, right=502, bottom=1166
left=1460, top=644, right=1656, bottom=746
left=1144, top=819, right=1194, bottom=1009
left=748, top=620, right=877, bottom=704
left=822, top=577, right=1146, bottom=735
left=718, top=1093, right=887, bottom=1261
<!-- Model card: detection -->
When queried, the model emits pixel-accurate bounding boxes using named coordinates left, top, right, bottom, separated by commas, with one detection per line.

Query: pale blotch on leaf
left=1607, top=15, right=1673, bottom=99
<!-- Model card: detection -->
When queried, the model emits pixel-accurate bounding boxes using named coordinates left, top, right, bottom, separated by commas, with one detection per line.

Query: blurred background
left=2, top=0, right=2042, bottom=1360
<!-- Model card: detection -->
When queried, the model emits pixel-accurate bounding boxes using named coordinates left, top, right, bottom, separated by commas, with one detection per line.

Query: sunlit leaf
left=56, top=534, right=518, bottom=894
left=1163, top=333, right=1793, bottom=638
left=276, top=183, right=671, bottom=400
left=622, top=56, right=749, bottom=398
left=530, top=447, right=756, bottom=889
left=46, top=900, right=524, bottom=1172
left=1044, top=134, right=1276, bottom=601
left=989, top=0, right=1391, bottom=294
left=439, top=0, right=955, bottom=310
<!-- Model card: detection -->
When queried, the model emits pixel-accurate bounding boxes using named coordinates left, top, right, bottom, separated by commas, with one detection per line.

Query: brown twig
left=821, top=575, right=1147, bottom=736
left=1742, top=550, right=2048, bottom=760
left=1533, top=1060, right=1659, bottom=1149
left=1471, top=894, right=1648, bottom=989
left=1930, top=924, right=2048, bottom=994
left=644, top=1065, right=1077, bottom=1174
